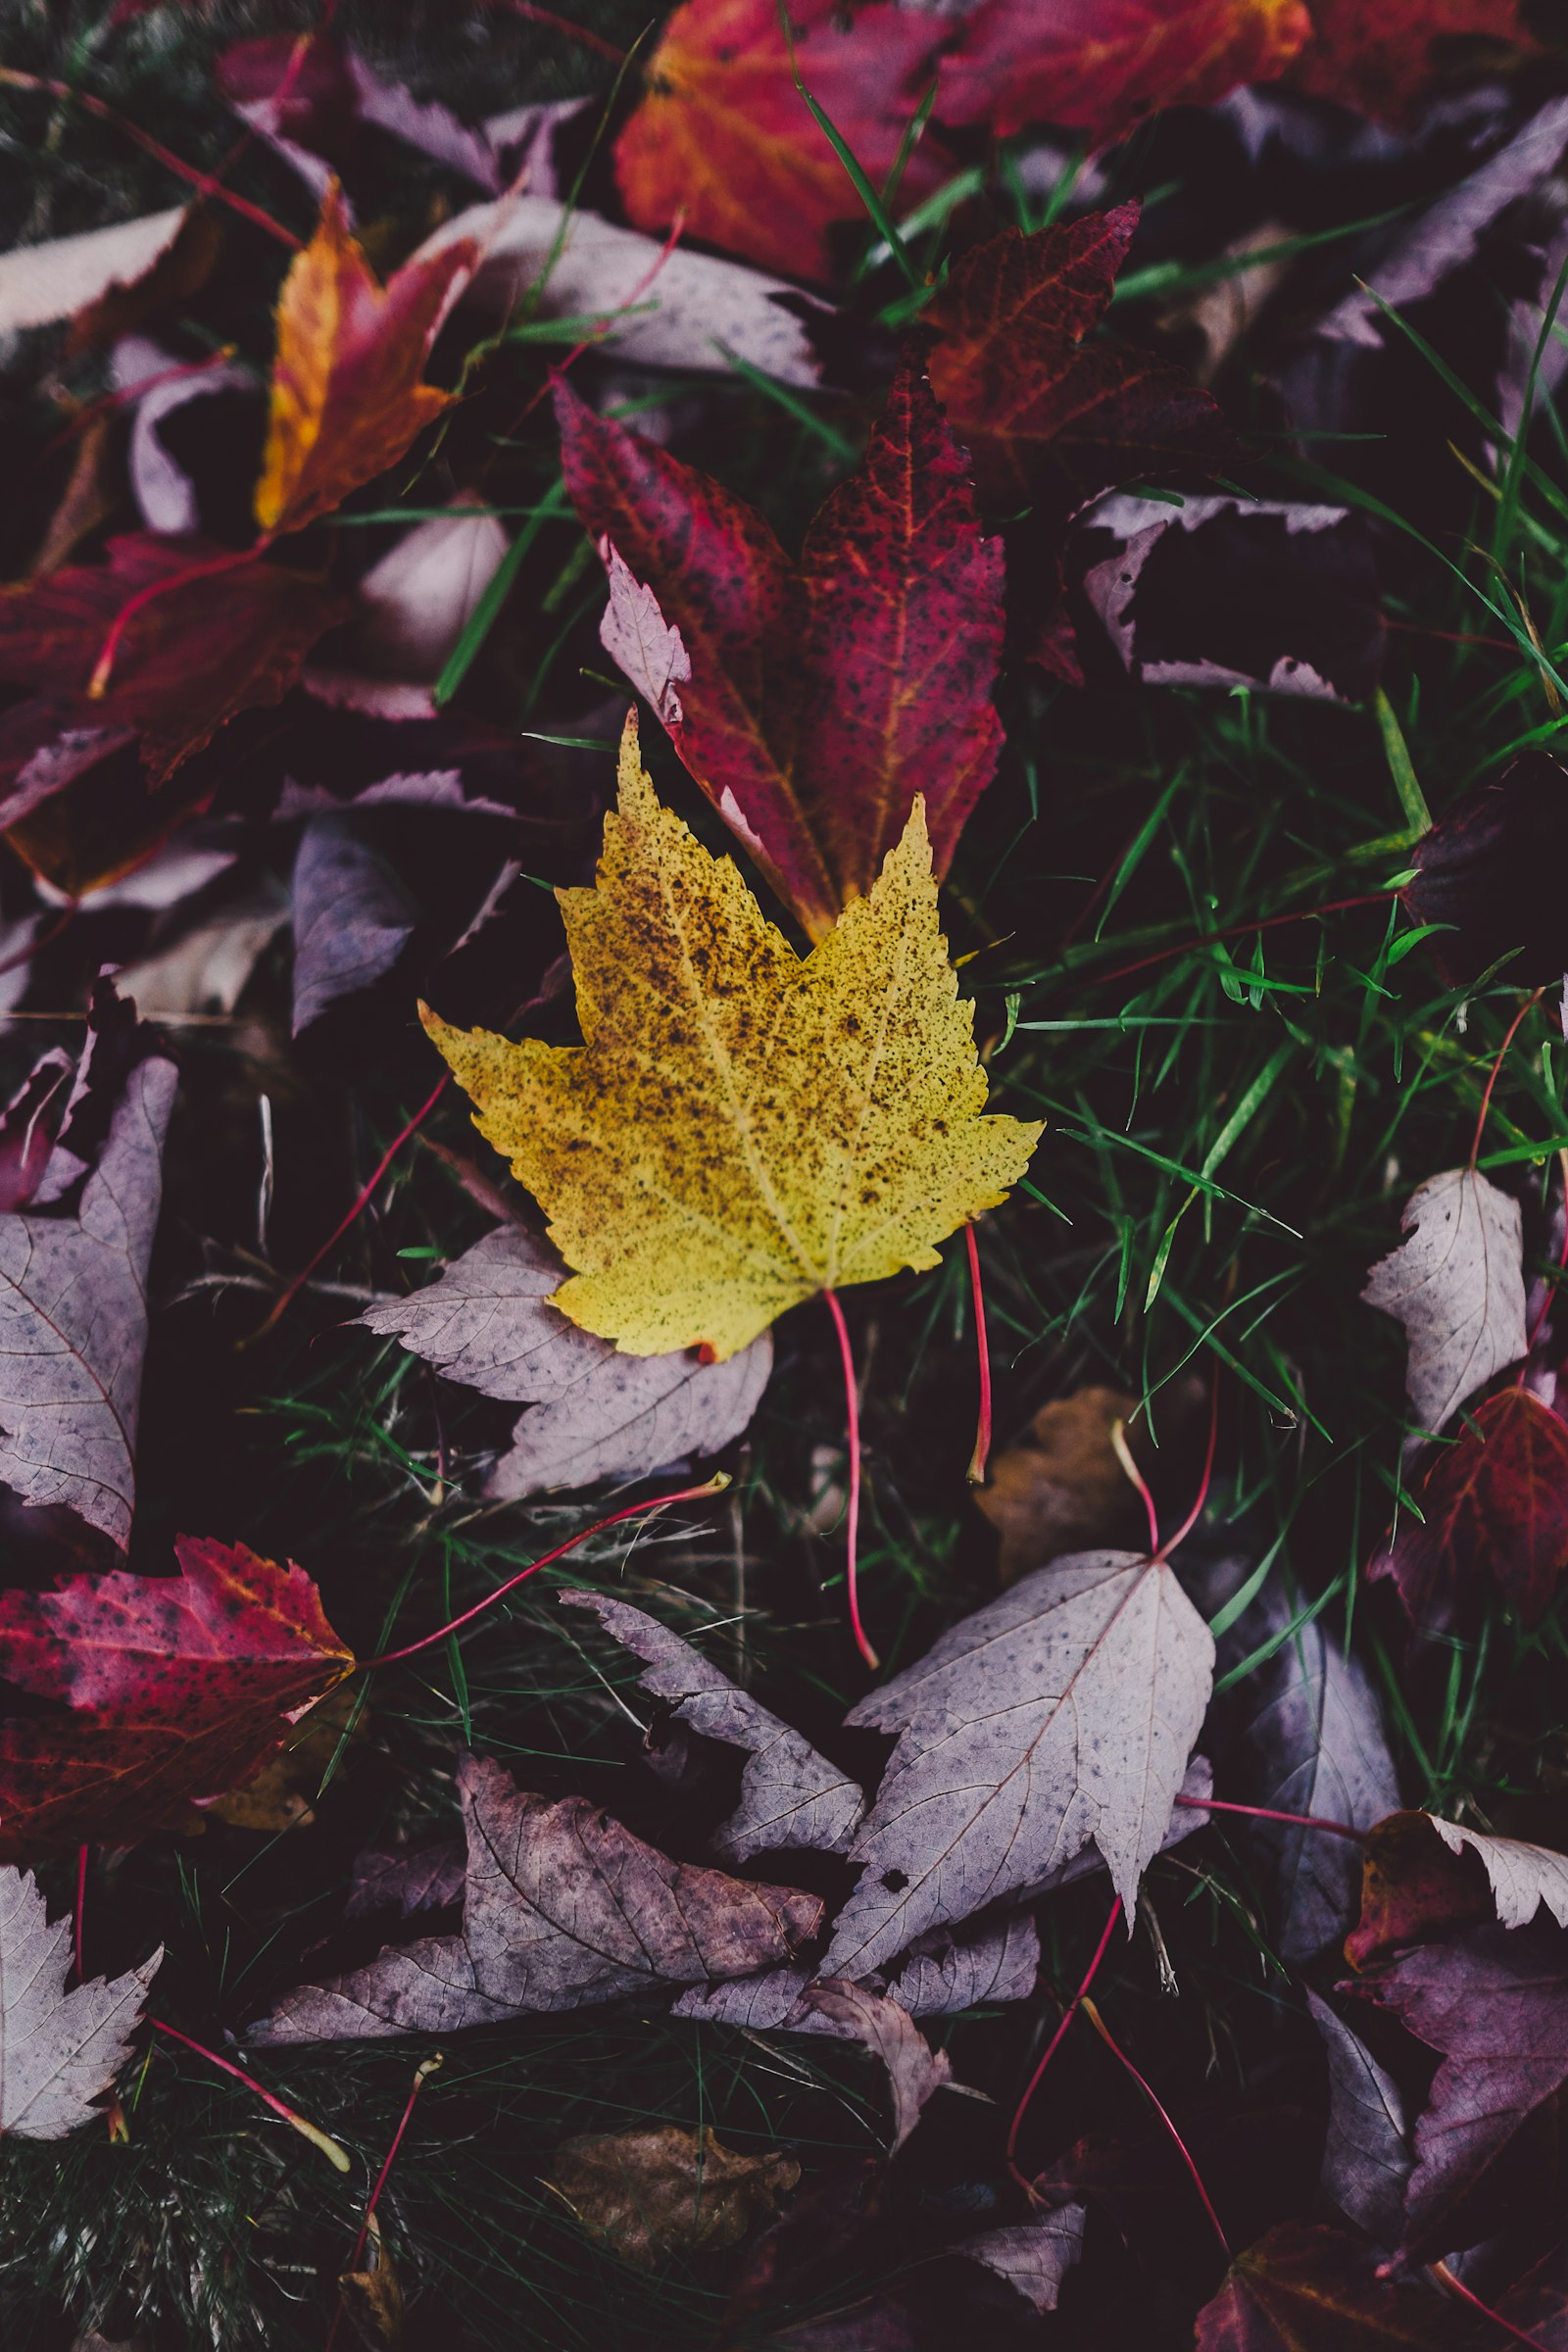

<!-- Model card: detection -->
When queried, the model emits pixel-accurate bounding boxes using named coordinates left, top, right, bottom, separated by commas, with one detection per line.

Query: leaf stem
left=1154, top=1375, right=1219, bottom=1562
left=148, top=2019, right=350, bottom=2171
left=1079, top=1995, right=1232, bottom=2262
left=1006, top=1892, right=1121, bottom=2189
left=1172, top=1792, right=1367, bottom=1841
left=823, top=1287, right=877, bottom=1670
left=1110, top=1419, right=1160, bottom=1556
left=964, top=1222, right=992, bottom=1485
left=87, top=540, right=268, bottom=700
left=325, top=2053, right=445, bottom=2347
left=1431, top=2261, right=1551, bottom=2350
left=361, top=1474, right=730, bottom=1667
left=1468, top=989, right=1545, bottom=1171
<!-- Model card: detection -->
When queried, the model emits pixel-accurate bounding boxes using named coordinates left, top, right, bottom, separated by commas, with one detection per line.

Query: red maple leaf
left=1369, top=1385, right=1568, bottom=1632
left=1287, top=0, right=1544, bottom=129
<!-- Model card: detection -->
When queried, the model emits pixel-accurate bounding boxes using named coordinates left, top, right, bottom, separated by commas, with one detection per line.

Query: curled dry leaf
left=1369, top=1384, right=1568, bottom=1632
left=548, top=2124, right=799, bottom=2271
left=821, top=1547, right=1214, bottom=1981
left=424, top=720, right=1040, bottom=1361
left=0, top=1865, right=160, bottom=2138
left=793, top=1980, right=953, bottom=2154
left=248, top=1753, right=823, bottom=2042
left=1305, top=1990, right=1412, bottom=2250
left=612, top=0, right=950, bottom=283
left=1362, top=1169, right=1527, bottom=1435
left=255, top=184, right=477, bottom=537
left=337, top=2222, right=404, bottom=2352
left=974, top=1384, right=1154, bottom=1583
left=952, top=2206, right=1087, bottom=2316
left=559, top=365, right=1005, bottom=940
left=561, top=1592, right=862, bottom=1862
left=0, top=1537, right=354, bottom=1858
left=289, top=817, right=418, bottom=1034
left=359, top=1225, right=772, bottom=1499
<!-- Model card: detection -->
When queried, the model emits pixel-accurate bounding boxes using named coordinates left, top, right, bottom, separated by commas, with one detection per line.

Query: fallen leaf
left=1194, top=2220, right=1469, bottom=2347
left=974, top=1385, right=1153, bottom=1583
left=1362, top=1169, right=1527, bottom=1435
left=937, top=0, right=1311, bottom=146
left=794, top=1980, right=952, bottom=2153
left=819, top=1547, right=1214, bottom=1981
left=350, top=497, right=509, bottom=685
left=416, top=193, right=826, bottom=386
left=346, top=1842, right=465, bottom=1922
left=560, top=1592, right=863, bottom=1862
left=120, top=877, right=291, bottom=1022
left=1080, top=493, right=1384, bottom=702
left=1401, top=752, right=1568, bottom=988
left=1347, top=1920, right=1568, bottom=2256
left=0, top=1536, right=354, bottom=1858
left=558, top=363, right=1005, bottom=939
left=0, top=1865, right=160, bottom=2138
left=0, top=1043, right=174, bottom=1546
left=219, top=30, right=503, bottom=196
left=206, top=1684, right=363, bottom=1835
left=359, top=1224, right=772, bottom=1497
left=885, top=1913, right=1041, bottom=2014
left=1345, top=1809, right=1492, bottom=1972
left=1369, top=1385, right=1568, bottom=1631
left=1288, top=0, right=1544, bottom=128
left=1428, top=1816, right=1568, bottom=1932
left=923, top=207, right=1237, bottom=523
left=115, top=334, right=258, bottom=539
left=290, top=816, right=419, bottom=1033
left=1305, top=1990, right=1412, bottom=2249
left=423, top=717, right=1040, bottom=1361
left=548, top=2124, right=799, bottom=2270
left=613, top=0, right=950, bottom=283
left=951, top=2206, right=1087, bottom=2316
left=337, top=2221, right=404, bottom=2352
left=0, top=533, right=347, bottom=826
left=0, top=208, right=186, bottom=337
left=255, top=183, right=477, bottom=537
left=247, top=1753, right=824, bottom=2041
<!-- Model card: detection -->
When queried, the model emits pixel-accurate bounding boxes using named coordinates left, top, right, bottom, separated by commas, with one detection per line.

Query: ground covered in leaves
left=10, top=3, right=1568, bottom=2348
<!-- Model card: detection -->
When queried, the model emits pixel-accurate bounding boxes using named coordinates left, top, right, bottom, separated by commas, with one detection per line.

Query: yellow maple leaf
left=422, top=716, right=1042, bottom=1361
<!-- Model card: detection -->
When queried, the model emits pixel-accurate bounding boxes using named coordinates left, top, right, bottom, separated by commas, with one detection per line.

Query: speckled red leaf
left=1195, top=2221, right=1472, bottom=2348
left=0, top=1536, right=354, bottom=1857
left=255, top=183, right=478, bottom=536
left=0, top=532, right=346, bottom=827
left=1369, top=1386, right=1568, bottom=1632
left=923, top=206, right=1238, bottom=523
left=1287, top=1, right=1544, bottom=131
left=558, top=365, right=1004, bottom=939
left=938, top=0, right=1310, bottom=147
left=613, top=0, right=950, bottom=283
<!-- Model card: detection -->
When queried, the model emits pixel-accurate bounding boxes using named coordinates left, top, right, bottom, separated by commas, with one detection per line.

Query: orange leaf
left=256, top=183, right=478, bottom=536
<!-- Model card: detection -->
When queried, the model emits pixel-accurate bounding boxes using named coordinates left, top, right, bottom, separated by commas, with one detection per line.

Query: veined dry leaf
left=938, top=0, right=1310, bottom=146
left=0, top=1865, right=160, bottom=2137
left=558, top=364, right=1005, bottom=940
left=1362, top=1169, right=1527, bottom=1435
left=1195, top=2221, right=1470, bottom=2348
left=975, top=1385, right=1152, bottom=1582
left=793, top=1980, right=952, bottom=2153
left=290, top=817, right=418, bottom=1033
left=255, top=184, right=477, bottom=537
left=359, top=1225, right=771, bottom=1498
left=1305, top=1991, right=1412, bottom=2250
left=346, top=1841, right=465, bottom=1923
left=953, top=2207, right=1087, bottom=2316
left=248, top=1753, right=823, bottom=2042
left=886, top=1913, right=1040, bottom=2015
left=0, top=1537, right=354, bottom=1858
left=549, top=2124, right=799, bottom=2270
left=1369, top=1386, right=1568, bottom=1631
left=821, top=1547, right=1214, bottom=1981
left=612, top=0, right=950, bottom=283
left=924, top=208, right=1237, bottom=525
left=1428, top=1816, right=1568, bottom=1933
left=424, top=718, right=1040, bottom=1361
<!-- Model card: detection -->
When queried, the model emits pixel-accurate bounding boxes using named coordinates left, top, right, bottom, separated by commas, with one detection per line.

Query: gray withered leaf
left=791, top=1981, right=953, bottom=2155
left=820, top=1548, right=1214, bottom=1982
left=360, top=1224, right=771, bottom=1498
left=1306, top=1990, right=1411, bottom=2250
left=1362, top=1170, right=1527, bottom=1435
left=1429, top=1817, right=1568, bottom=1932
left=1, top=1865, right=161, bottom=2137
left=560, top=1591, right=862, bottom=1862
left=0, top=1046, right=175, bottom=1548
left=290, top=816, right=418, bottom=1035
left=248, top=1753, right=822, bottom=2043
left=953, top=2206, right=1087, bottom=2316
left=669, top=1911, right=1040, bottom=2032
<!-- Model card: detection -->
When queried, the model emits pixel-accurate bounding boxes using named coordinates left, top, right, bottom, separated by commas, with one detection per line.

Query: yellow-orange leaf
left=255, top=183, right=477, bottom=536
left=423, top=715, right=1041, bottom=1361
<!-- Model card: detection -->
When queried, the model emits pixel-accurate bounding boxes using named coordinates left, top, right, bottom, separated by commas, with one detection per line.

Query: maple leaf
left=612, top=0, right=950, bottom=284
left=818, top=1546, right=1213, bottom=1981
left=0, top=532, right=347, bottom=831
left=1370, top=1386, right=1568, bottom=1630
left=359, top=1224, right=772, bottom=1499
left=1401, top=751, right=1568, bottom=988
left=1428, top=1814, right=1568, bottom=1933
left=422, top=717, right=1040, bottom=1362
left=254, top=182, right=477, bottom=537
left=1194, top=2220, right=1471, bottom=2347
left=937, top=0, right=1310, bottom=146
left=248, top=1753, right=824, bottom=2040
left=548, top=2125, right=799, bottom=2270
left=1345, top=1810, right=1494, bottom=1972
left=0, top=1865, right=160, bottom=2138
left=557, top=364, right=1005, bottom=941
left=1362, top=1169, right=1527, bottom=1436
left=0, top=1537, right=353, bottom=1858
left=562, top=1592, right=863, bottom=1862
left=1288, top=0, right=1544, bottom=129
left=1306, top=1992, right=1412, bottom=2250
left=923, top=207, right=1238, bottom=524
